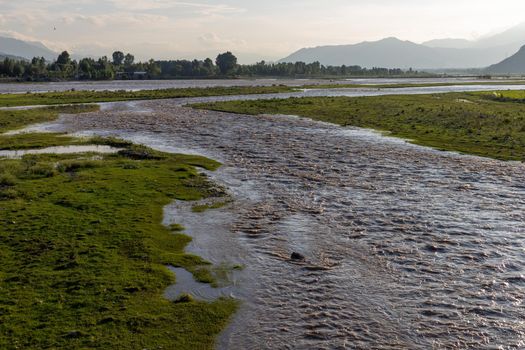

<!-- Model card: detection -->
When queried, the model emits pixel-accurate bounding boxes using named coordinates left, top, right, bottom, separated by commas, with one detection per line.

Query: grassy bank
left=3, top=81, right=525, bottom=108
left=480, top=90, right=525, bottom=102
left=192, top=92, right=525, bottom=161
left=0, top=106, right=237, bottom=348
left=0, top=85, right=297, bottom=107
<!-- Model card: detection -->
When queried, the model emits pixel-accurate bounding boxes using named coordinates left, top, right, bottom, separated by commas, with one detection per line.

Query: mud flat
left=31, top=95, right=525, bottom=349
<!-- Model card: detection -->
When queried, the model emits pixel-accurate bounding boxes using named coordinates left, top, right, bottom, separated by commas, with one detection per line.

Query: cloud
left=0, top=30, right=39, bottom=42
left=58, top=13, right=169, bottom=27
left=198, top=32, right=247, bottom=49
left=109, top=0, right=245, bottom=16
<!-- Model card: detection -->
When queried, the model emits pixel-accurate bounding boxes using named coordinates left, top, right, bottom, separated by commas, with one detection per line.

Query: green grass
left=478, top=90, right=525, bottom=102
left=192, top=92, right=525, bottom=161
left=0, top=105, right=98, bottom=131
left=0, top=133, right=88, bottom=150
left=0, top=86, right=297, bottom=107
left=0, top=106, right=238, bottom=349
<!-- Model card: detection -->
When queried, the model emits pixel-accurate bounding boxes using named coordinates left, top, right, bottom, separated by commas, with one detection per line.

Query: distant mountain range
left=0, top=52, right=27, bottom=61
left=487, top=45, right=525, bottom=74
left=280, top=23, right=525, bottom=70
left=0, top=36, right=57, bottom=61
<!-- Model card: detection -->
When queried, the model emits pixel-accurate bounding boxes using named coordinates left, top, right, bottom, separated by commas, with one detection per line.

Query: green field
left=192, top=91, right=525, bottom=161
left=0, top=85, right=297, bottom=107
left=0, top=106, right=237, bottom=349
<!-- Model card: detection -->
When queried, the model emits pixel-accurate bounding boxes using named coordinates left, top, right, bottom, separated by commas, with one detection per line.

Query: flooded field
left=0, top=77, right=502, bottom=94
left=25, top=90, right=525, bottom=349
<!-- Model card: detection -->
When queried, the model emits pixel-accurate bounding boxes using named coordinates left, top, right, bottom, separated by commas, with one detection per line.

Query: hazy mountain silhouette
left=0, top=36, right=57, bottom=60
left=487, top=45, right=525, bottom=74
left=280, top=23, right=525, bottom=69
left=0, top=52, right=27, bottom=61
left=422, top=38, right=473, bottom=49
left=280, top=38, right=444, bottom=69
left=474, top=22, right=525, bottom=50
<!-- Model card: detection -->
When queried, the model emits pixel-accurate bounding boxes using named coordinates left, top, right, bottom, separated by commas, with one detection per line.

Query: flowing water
left=23, top=89, right=525, bottom=349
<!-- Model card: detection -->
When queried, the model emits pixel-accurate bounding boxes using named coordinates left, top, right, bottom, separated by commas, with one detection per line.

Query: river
left=12, top=86, right=525, bottom=349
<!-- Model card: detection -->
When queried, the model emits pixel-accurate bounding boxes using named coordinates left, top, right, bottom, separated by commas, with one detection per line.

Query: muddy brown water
left=25, top=90, right=525, bottom=349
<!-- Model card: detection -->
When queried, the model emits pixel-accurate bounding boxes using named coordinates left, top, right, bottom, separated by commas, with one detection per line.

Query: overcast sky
left=1, top=0, right=525, bottom=63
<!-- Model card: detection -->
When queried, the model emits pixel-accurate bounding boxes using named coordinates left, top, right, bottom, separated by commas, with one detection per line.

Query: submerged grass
left=0, top=105, right=237, bottom=349
left=0, top=85, right=297, bottom=107
left=192, top=92, right=525, bottom=161
left=192, top=199, right=232, bottom=213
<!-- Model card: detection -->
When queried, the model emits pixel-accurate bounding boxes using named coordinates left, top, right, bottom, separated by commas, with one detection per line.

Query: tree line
left=0, top=50, right=426, bottom=81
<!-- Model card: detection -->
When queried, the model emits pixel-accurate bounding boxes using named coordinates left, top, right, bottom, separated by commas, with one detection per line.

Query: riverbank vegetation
left=192, top=92, right=525, bottom=161
left=0, top=106, right=237, bottom=348
left=0, top=86, right=297, bottom=107
left=481, top=90, right=525, bottom=101
left=1, top=49, right=432, bottom=81
left=4, top=82, right=525, bottom=108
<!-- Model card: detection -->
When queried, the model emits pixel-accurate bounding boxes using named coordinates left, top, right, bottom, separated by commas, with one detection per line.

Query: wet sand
left=27, top=94, right=525, bottom=349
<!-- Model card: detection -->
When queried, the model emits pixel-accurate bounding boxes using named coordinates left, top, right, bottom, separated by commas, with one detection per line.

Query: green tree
left=54, top=51, right=74, bottom=79
left=12, top=61, right=25, bottom=77
left=145, top=59, right=161, bottom=77
left=124, top=53, right=135, bottom=67
left=1, top=58, right=15, bottom=76
left=29, top=57, right=47, bottom=79
left=78, top=58, right=95, bottom=80
left=112, top=51, right=125, bottom=66
left=203, top=58, right=216, bottom=76
left=56, top=51, right=71, bottom=66
left=215, top=51, right=237, bottom=75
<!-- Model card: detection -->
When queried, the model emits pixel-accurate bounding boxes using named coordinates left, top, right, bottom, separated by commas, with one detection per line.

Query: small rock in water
left=291, top=252, right=306, bottom=261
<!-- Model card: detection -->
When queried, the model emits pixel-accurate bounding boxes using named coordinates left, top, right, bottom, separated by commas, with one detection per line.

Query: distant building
left=133, top=71, right=147, bottom=79
left=115, top=71, right=148, bottom=80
